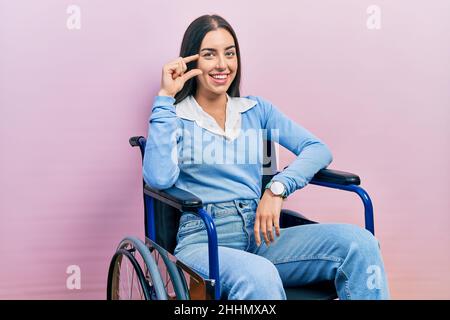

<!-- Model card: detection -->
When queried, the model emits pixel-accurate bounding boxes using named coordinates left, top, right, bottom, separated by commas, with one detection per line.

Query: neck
left=195, top=89, right=228, bottom=114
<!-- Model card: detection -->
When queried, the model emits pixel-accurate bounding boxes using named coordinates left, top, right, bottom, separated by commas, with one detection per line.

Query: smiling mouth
left=209, top=73, right=230, bottom=85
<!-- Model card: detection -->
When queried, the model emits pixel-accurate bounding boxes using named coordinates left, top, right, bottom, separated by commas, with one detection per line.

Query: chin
left=211, top=87, right=229, bottom=94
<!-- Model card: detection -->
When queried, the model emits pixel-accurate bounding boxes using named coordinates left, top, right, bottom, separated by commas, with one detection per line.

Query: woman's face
left=195, top=28, right=238, bottom=96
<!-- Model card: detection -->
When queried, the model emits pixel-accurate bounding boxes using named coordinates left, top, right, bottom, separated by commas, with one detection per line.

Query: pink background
left=1, top=0, right=449, bottom=299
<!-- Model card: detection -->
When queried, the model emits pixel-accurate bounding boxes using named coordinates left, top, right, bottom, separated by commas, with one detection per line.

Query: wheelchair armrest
left=311, top=168, right=361, bottom=186
left=277, top=168, right=360, bottom=186
left=143, top=184, right=203, bottom=212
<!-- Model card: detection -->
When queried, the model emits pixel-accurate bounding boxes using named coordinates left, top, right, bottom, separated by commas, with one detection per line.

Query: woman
left=143, top=14, right=390, bottom=300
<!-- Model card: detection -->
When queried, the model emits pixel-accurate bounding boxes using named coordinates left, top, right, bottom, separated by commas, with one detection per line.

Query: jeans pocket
left=212, top=209, right=234, bottom=219
left=178, top=217, right=205, bottom=238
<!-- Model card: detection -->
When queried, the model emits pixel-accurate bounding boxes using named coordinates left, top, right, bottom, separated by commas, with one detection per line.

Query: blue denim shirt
left=143, top=94, right=333, bottom=204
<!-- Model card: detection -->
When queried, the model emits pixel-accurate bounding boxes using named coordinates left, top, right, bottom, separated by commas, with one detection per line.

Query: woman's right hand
left=158, top=54, right=203, bottom=98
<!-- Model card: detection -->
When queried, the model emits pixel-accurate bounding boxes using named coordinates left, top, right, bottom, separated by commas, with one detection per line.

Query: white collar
left=175, top=94, right=257, bottom=141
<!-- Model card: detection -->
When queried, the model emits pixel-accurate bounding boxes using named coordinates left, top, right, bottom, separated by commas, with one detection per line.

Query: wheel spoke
left=131, top=251, right=144, bottom=300
left=115, top=259, right=122, bottom=299
left=125, top=258, right=132, bottom=299
left=119, top=261, right=127, bottom=300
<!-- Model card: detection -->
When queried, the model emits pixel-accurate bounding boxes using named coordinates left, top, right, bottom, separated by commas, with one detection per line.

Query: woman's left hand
left=254, top=189, right=284, bottom=246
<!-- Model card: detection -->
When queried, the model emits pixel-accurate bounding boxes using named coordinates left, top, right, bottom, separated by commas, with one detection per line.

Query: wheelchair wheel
left=107, top=248, right=151, bottom=300
left=146, top=239, right=190, bottom=300
left=107, top=237, right=168, bottom=300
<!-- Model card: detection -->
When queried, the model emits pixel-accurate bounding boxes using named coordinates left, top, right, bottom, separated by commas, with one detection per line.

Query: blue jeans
left=174, top=198, right=390, bottom=300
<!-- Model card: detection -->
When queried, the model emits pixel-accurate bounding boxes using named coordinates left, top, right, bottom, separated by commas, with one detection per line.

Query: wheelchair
left=106, top=135, right=375, bottom=300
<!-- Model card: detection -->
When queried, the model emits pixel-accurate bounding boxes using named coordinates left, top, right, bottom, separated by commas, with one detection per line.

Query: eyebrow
left=200, top=45, right=236, bottom=52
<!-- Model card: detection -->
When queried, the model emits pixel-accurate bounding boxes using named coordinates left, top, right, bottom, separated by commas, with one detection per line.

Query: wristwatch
left=265, top=180, right=287, bottom=199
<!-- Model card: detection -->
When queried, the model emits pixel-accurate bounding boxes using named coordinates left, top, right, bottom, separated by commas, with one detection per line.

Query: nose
left=215, top=53, right=227, bottom=69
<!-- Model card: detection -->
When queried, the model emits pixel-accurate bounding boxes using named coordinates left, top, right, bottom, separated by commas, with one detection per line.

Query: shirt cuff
left=152, top=95, right=176, bottom=110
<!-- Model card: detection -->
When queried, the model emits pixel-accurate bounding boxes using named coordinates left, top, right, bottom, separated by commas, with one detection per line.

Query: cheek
left=230, top=60, right=238, bottom=73
left=194, top=63, right=208, bottom=80
left=197, top=59, right=214, bottom=70
left=231, top=60, right=238, bottom=73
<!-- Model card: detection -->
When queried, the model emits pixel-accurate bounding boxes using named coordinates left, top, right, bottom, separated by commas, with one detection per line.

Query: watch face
left=270, top=181, right=285, bottom=195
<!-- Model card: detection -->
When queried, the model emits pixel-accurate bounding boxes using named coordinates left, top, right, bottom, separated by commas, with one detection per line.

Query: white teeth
left=211, top=74, right=228, bottom=79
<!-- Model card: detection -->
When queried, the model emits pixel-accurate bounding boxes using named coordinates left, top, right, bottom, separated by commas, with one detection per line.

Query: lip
left=208, top=73, right=230, bottom=85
